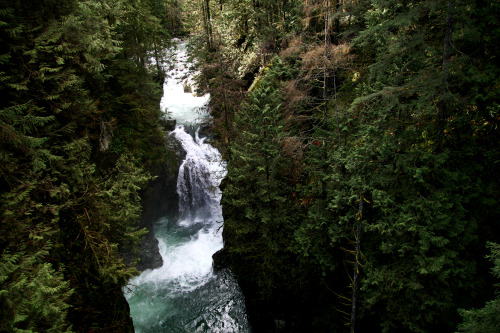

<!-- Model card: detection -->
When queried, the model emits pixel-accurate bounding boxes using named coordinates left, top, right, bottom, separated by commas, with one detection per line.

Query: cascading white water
left=124, top=41, right=250, bottom=332
left=175, top=126, right=225, bottom=224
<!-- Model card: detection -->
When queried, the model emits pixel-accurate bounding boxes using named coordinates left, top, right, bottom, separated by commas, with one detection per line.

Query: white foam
left=132, top=226, right=222, bottom=294
left=160, top=41, right=210, bottom=126
left=126, top=40, right=249, bottom=333
left=173, top=126, right=226, bottom=222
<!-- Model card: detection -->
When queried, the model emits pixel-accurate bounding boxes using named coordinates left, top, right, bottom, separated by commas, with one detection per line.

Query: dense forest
left=1, top=0, right=499, bottom=332
left=0, top=0, right=180, bottom=331
left=185, top=0, right=500, bottom=332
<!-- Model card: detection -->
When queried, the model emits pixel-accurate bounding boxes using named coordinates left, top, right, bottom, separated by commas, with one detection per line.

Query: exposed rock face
left=198, top=121, right=213, bottom=141
left=136, top=231, right=162, bottom=271
left=212, top=247, right=229, bottom=272
left=135, top=131, right=186, bottom=271
left=159, top=117, right=176, bottom=131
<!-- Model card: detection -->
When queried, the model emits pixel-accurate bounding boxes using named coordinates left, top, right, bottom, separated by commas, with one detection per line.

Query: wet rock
left=183, top=83, right=192, bottom=93
left=159, top=117, right=176, bottom=131
left=198, top=121, right=213, bottom=141
left=212, top=248, right=229, bottom=271
left=136, top=231, right=162, bottom=271
left=134, top=131, right=187, bottom=271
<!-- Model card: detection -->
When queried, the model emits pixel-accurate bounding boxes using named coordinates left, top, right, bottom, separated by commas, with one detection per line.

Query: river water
left=124, top=41, right=250, bottom=333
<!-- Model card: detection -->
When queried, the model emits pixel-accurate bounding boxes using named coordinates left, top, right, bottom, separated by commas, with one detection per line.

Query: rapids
left=124, top=41, right=250, bottom=333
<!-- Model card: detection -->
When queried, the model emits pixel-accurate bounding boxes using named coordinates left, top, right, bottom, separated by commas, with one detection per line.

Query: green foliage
left=457, top=243, right=500, bottom=333
left=0, top=248, right=73, bottom=333
left=0, top=0, right=170, bottom=330
left=203, top=0, right=500, bottom=332
left=222, top=56, right=300, bottom=300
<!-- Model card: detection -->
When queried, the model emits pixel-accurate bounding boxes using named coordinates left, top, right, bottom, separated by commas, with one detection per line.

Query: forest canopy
left=0, top=0, right=180, bottom=331
left=185, top=0, right=500, bottom=332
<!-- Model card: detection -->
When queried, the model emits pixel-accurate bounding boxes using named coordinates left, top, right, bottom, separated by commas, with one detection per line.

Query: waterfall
left=124, top=41, right=250, bottom=332
left=174, top=126, right=224, bottom=224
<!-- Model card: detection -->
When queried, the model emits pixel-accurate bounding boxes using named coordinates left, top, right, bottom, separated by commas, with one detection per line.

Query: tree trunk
left=323, top=0, right=329, bottom=122
left=350, top=195, right=364, bottom=333
left=334, top=69, right=341, bottom=147
left=438, top=0, right=454, bottom=141
left=202, top=0, right=213, bottom=50
left=153, top=32, right=161, bottom=75
left=282, top=0, right=287, bottom=27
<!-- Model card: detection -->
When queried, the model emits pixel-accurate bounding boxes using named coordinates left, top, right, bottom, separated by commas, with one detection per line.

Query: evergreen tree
left=0, top=0, right=171, bottom=330
left=457, top=242, right=500, bottom=333
left=209, top=0, right=500, bottom=331
left=221, top=57, right=307, bottom=329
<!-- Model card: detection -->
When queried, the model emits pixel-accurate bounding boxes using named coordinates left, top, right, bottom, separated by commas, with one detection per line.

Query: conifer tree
left=0, top=0, right=170, bottom=330
left=222, top=57, right=300, bottom=311
left=215, top=0, right=500, bottom=331
left=457, top=242, right=500, bottom=333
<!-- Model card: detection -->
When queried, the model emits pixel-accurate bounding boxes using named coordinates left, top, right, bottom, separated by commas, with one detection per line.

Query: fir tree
left=457, top=242, right=500, bottom=333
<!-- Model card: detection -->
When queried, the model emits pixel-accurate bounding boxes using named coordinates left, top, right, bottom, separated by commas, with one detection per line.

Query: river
left=124, top=41, right=250, bottom=333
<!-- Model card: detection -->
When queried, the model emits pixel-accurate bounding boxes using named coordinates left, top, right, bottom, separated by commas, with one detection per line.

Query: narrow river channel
left=124, top=41, right=250, bottom=333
